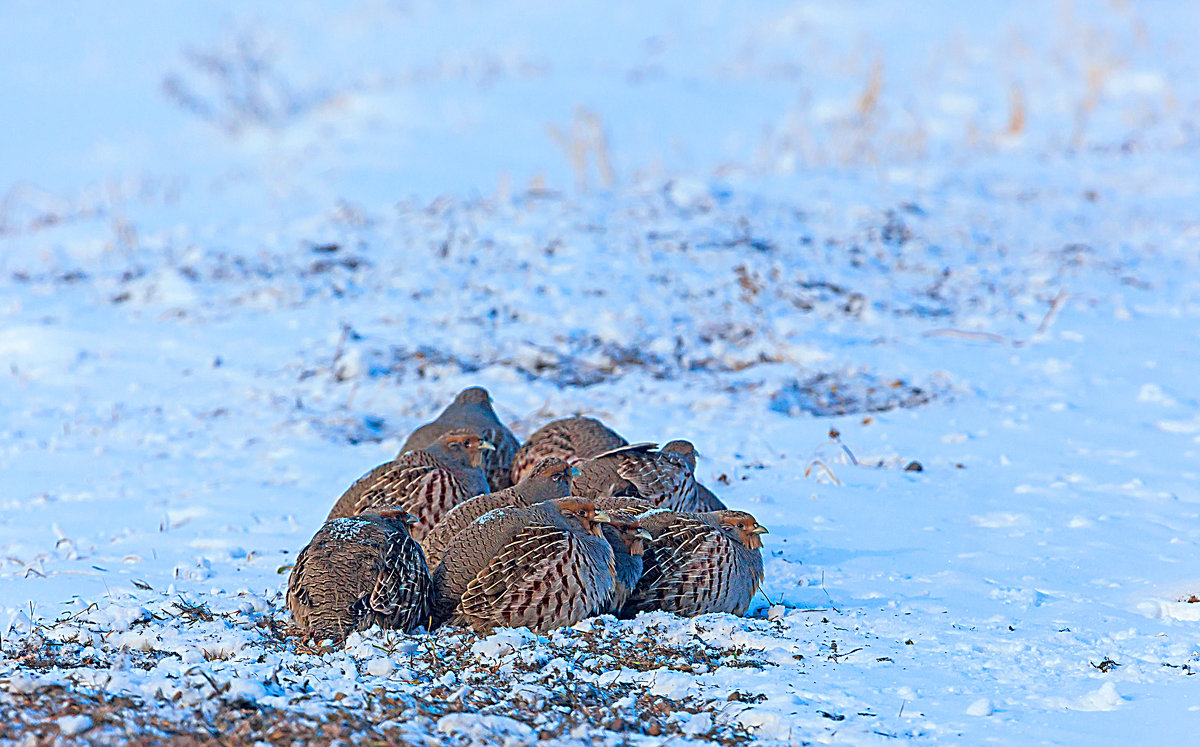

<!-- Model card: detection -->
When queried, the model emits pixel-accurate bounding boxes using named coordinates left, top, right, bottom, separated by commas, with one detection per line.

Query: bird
left=693, top=483, right=728, bottom=512
left=571, top=440, right=706, bottom=512
left=432, top=497, right=615, bottom=633
left=623, top=509, right=766, bottom=618
left=287, top=510, right=434, bottom=642
left=510, top=416, right=628, bottom=484
left=422, top=457, right=576, bottom=569
left=328, top=429, right=492, bottom=543
left=657, top=440, right=728, bottom=511
left=595, top=506, right=651, bottom=615
left=399, top=386, right=519, bottom=491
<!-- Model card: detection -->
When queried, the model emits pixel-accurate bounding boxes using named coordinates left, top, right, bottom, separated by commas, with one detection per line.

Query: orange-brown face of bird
left=718, top=511, right=769, bottom=550
left=610, top=517, right=652, bottom=556
left=554, top=497, right=611, bottom=538
left=376, top=509, right=420, bottom=527
left=528, top=458, right=576, bottom=485
left=437, top=431, right=495, bottom=467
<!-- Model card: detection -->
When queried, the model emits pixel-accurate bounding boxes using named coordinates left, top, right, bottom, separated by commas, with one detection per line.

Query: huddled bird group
left=287, top=387, right=768, bottom=642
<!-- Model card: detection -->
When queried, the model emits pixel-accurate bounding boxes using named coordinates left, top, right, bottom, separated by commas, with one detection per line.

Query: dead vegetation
left=547, top=107, right=616, bottom=192
left=770, top=372, right=941, bottom=418
left=161, top=32, right=327, bottom=135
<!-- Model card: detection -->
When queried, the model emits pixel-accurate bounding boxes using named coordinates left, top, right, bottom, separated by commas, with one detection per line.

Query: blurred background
left=3, top=0, right=1195, bottom=226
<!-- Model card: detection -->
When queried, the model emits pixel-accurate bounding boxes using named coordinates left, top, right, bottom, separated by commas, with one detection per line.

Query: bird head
left=453, top=386, right=492, bottom=406
left=520, top=457, right=576, bottom=500
left=661, top=439, right=698, bottom=470
left=376, top=509, right=420, bottom=527
left=716, top=510, right=769, bottom=550
left=607, top=513, right=652, bottom=556
left=432, top=429, right=494, bottom=467
left=553, top=497, right=611, bottom=538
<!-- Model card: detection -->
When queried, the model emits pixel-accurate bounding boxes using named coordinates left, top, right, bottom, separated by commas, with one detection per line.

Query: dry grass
left=1006, top=84, right=1027, bottom=136
left=547, top=107, right=616, bottom=192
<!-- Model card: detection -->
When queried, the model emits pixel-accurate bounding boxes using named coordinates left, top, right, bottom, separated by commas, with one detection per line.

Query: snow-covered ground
left=3, top=1, right=1200, bottom=743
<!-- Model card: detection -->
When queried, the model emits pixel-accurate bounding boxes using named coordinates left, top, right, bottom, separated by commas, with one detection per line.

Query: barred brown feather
left=287, top=512, right=434, bottom=641
left=623, top=509, right=765, bottom=618
left=328, top=429, right=490, bottom=542
left=432, top=498, right=615, bottom=633
left=572, top=442, right=702, bottom=511
left=423, top=457, right=574, bottom=568
left=399, top=386, right=519, bottom=491
left=511, top=416, right=627, bottom=484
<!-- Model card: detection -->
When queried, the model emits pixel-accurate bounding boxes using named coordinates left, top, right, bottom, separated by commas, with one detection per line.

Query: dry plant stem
left=1035, top=291, right=1069, bottom=335
left=804, top=459, right=841, bottom=486
left=1006, top=84, right=1026, bottom=136
left=547, top=107, right=615, bottom=192
left=820, top=570, right=841, bottom=614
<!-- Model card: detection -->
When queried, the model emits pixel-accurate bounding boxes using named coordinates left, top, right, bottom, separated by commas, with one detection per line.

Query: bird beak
left=570, top=466, right=581, bottom=476
left=636, top=528, right=652, bottom=540
left=752, top=525, right=769, bottom=535
left=593, top=510, right=613, bottom=524
left=478, top=440, right=496, bottom=451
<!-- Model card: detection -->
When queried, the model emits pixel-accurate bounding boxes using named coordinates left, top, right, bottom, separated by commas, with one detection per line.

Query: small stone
left=904, top=461, right=924, bottom=472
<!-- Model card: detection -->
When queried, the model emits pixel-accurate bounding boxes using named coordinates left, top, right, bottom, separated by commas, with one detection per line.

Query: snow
left=438, top=713, right=535, bottom=743
left=55, top=715, right=92, bottom=737
left=324, top=516, right=373, bottom=541
left=965, top=698, right=993, bottom=717
left=4, top=0, right=1200, bottom=744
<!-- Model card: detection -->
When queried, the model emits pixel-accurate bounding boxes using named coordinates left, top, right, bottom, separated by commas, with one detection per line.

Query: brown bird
left=510, top=416, right=628, bottom=484
left=624, top=509, right=766, bottom=618
left=422, top=457, right=576, bottom=569
left=572, top=441, right=703, bottom=511
left=329, top=429, right=492, bottom=542
left=399, top=386, right=519, bottom=491
left=287, top=510, right=434, bottom=642
left=658, top=440, right=728, bottom=511
left=693, top=483, right=728, bottom=512
left=432, top=497, right=615, bottom=633
left=597, top=509, right=651, bottom=615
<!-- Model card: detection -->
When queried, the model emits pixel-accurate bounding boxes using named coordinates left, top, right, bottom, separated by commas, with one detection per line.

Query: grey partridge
left=596, top=507, right=651, bottom=615
left=329, top=429, right=492, bottom=543
left=659, top=440, right=728, bottom=511
left=572, top=441, right=701, bottom=511
left=623, top=509, right=766, bottom=618
left=432, top=497, right=615, bottom=633
left=693, top=483, right=728, bottom=512
left=422, top=457, right=575, bottom=569
left=511, top=416, right=627, bottom=484
left=400, top=387, right=519, bottom=491
left=287, top=510, right=434, bottom=641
